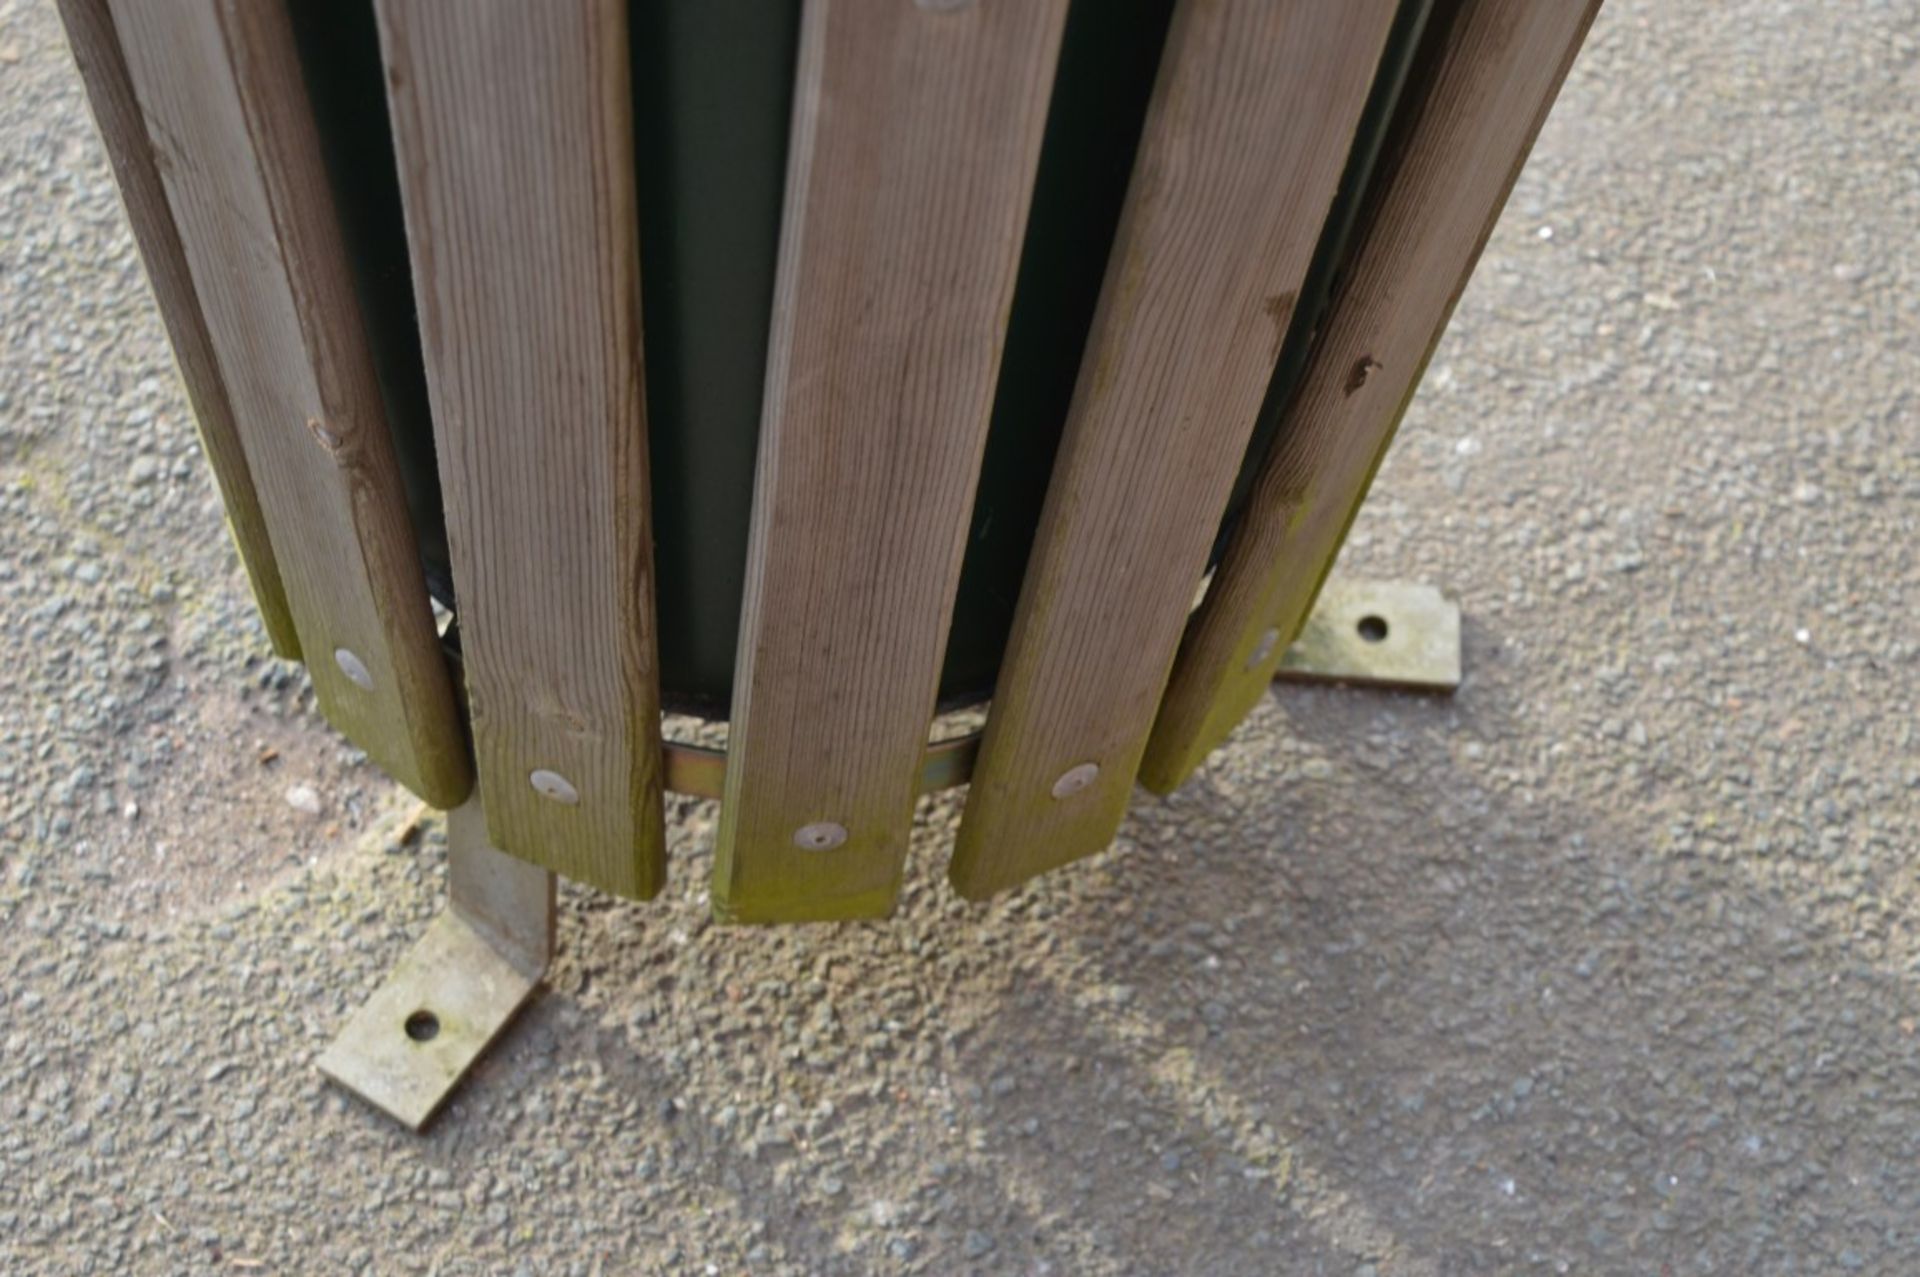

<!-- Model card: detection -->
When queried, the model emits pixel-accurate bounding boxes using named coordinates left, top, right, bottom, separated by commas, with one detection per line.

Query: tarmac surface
left=2, top=0, right=1917, bottom=1272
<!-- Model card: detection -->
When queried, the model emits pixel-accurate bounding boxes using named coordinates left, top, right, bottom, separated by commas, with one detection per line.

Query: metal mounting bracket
left=1273, top=578, right=1461, bottom=692
left=317, top=794, right=556, bottom=1130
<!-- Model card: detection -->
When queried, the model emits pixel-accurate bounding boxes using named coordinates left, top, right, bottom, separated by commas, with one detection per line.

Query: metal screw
left=333, top=647, right=374, bottom=690
left=1051, top=762, right=1100, bottom=800
left=529, top=769, right=580, bottom=805
left=1246, top=627, right=1281, bottom=670
left=792, top=822, right=847, bottom=851
left=306, top=416, right=342, bottom=451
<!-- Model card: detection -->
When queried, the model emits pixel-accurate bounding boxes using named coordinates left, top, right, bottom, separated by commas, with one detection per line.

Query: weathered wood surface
left=57, top=0, right=299, bottom=659
left=1139, top=0, right=1603, bottom=792
left=948, top=0, right=1400, bottom=900
left=714, top=0, right=1070, bottom=922
left=376, top=0, right=666, bottom=898
left=109, top=0, right=469, bottom=807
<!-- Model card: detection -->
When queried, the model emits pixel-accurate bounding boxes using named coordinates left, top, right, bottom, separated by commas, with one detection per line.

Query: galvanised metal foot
left=318, top=794, right=555, bottom=1130
left=1274, top=578, right=1461, bottom=692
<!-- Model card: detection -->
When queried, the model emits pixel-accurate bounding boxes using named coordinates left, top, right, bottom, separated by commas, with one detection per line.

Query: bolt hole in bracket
left=319, top=579, right=1454, bottom=1127
left=1273, top=578, right=1459, bottom=692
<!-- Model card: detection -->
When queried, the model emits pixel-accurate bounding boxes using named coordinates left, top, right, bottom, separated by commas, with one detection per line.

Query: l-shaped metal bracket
left=318, top=794, right=555, bottom=1130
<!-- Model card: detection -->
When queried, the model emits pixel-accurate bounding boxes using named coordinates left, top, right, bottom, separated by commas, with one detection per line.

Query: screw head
left=306, top=416, right=343, bottom=450
left=1051, top=762, right=1100, bottom=800
left=529, top=769, right=580, bottom=805
left=792, top=822, right=847, bottom=851
left=333, top=647, right=374, bottom=690
left=1246, top=627, right=1281, bottom=670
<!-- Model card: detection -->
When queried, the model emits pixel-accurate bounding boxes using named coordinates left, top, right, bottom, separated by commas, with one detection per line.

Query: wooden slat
left=1139, top=0, right=1602, bottom=793
left=948, top=0, right=1400, bottom=899
left=108, top=0, right=468, bottom=807
left=57, top=0, right=299, bottom=660
left=373, top=0, right=666, bottom=898
left=712, top=0, right=1070, bottom=923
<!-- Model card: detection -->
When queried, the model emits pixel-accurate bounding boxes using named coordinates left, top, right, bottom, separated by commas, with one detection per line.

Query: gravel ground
left=3, top=0, right=1917, bottom=1273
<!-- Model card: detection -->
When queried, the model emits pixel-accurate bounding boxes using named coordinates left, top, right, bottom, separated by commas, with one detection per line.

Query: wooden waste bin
left=63, top=0, right=1598, bottom=1123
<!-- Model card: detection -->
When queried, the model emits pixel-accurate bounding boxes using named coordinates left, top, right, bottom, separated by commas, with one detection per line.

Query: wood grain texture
left=373, top=0, right=665, bottom=899
left=713, top=0, right=1069, bottom=923
left=57, top=0, right=299, bottom=659
left=1138, top=0, right=1603, bottom=793
left=108, top=0, right=469, bottom=807
left=948, top=0, right=1400, bottom=900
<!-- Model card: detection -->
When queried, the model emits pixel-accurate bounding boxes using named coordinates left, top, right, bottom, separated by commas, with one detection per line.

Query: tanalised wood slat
left=109, top=0, right=468, bottom=807
left=57, top=0, right=299, bottom=660
left=713, top=0, right=1070, bottom=923
left=1139, top=0, right=1603, bottom=792
left=948, top=0, right=1400, bottom=899
left=374, top=0, right=666, bottom=898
